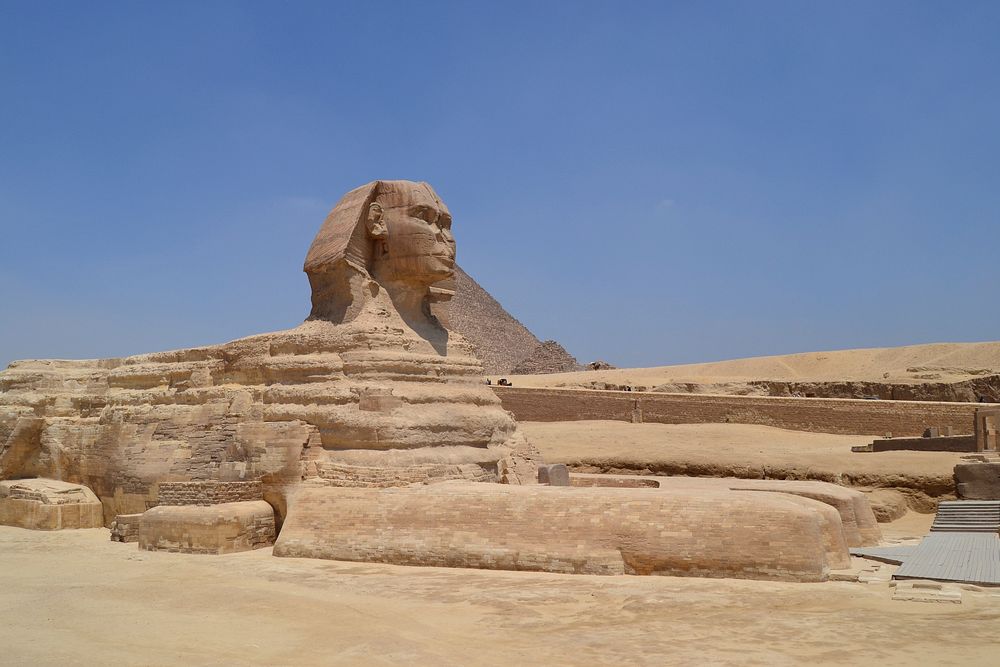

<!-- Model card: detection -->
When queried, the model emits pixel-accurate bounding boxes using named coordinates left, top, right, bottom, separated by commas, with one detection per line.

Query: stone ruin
left=0, top=179, right=882, bottom=581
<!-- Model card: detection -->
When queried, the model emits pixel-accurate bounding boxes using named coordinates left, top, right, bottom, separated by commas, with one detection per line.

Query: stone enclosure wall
left=870, top=435, right=977, bottom=453
left=494, top=387, right=979, bottom=437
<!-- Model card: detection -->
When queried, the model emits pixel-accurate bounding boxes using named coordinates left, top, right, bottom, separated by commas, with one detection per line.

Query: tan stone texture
left=0, top=478, right=103, bottom=530
left=139, top=500, right=276, bottom=554
left=274, top=482, right=850, bottom=582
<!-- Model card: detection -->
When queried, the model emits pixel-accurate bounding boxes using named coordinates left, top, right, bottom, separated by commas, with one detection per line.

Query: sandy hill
left=448, top=265, right=579, bottom=375
left=508, top=342, right=1000, bottom=402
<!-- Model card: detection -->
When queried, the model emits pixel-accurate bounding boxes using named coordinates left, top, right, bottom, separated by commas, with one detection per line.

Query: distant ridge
left=448, top=265, right=579, bottom=375
left=507, top=341, right=1000, bottom=403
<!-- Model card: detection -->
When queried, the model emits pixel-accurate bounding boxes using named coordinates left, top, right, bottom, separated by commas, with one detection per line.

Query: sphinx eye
left=411, top=206, right=438, bottom=223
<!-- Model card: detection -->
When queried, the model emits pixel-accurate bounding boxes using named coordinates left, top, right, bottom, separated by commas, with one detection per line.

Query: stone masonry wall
left=494, top=387, right=979, bottom=437
left=157, top=481, right=263, bottom=507
left=139, top=500, right=276, bottom=554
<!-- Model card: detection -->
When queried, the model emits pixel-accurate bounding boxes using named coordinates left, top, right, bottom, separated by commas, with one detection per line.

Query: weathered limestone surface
left=139, top=500, right=276, bottom=554
left=0, top=478, right=104, bottom=530
left=955, top=462, right=1000, bottom=500
left=725, top=480, right=881, bottom=546
left=274, top=483, right=850, bottom=582
left=0, top=181, right=538, bottom=526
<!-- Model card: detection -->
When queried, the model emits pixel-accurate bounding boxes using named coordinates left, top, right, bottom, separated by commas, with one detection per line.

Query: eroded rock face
left=0, top=180, right=538, bottom=525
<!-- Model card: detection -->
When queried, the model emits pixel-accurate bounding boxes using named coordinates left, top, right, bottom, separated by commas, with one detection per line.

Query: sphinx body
left=0, top=181, right=538, bottom=525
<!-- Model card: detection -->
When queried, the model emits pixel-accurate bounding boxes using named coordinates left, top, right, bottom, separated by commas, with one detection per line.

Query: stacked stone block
left=156, top=480, right=263, bottom=506
left=0, top=479, right=104, bottom=530
left=110, top=513, right=142, bottom=542
left=139, top=500, right=276, bottom=554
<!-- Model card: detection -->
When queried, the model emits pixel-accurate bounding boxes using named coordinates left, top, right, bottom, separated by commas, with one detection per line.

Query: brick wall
left=494, top=387, right=979, bottom=437
left=156, top=481, right=263, bottom=506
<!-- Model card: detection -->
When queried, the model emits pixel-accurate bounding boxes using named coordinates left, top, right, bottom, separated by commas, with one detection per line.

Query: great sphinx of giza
left=0, top=180, right=539, bottom=527
left=0, top=179, right=880, bottom=580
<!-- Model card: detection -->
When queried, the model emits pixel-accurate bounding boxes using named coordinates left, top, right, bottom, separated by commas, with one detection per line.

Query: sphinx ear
left=366, top=202, right=387, bottom=239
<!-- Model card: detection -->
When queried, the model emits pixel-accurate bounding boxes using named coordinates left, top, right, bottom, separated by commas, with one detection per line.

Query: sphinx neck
left=379, top=279, right=435, bottom=326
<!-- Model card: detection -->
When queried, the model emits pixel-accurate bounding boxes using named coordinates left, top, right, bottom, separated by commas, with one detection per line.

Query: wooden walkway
left=893, top=533, right=1000, bottom=586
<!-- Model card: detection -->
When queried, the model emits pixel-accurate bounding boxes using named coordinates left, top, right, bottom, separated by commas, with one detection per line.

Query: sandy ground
left=506, top=340, right=1000, bottom=389
left=522, top=421, right=963, bottom=482
left=1, top=525, right=999, bottom=667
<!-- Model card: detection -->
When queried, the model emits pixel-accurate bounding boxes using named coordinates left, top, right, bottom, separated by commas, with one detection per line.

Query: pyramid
left=448, top=265, right=578, bottom=375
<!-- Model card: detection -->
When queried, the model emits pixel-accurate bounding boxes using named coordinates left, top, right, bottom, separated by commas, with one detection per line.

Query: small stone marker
left=891, top=580, right=962, bottom=604
left=538, top=464, right=570, bottom=486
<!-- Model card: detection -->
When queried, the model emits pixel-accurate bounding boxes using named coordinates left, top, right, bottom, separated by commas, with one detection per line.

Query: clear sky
left=1, top=1, right=998, bottom=369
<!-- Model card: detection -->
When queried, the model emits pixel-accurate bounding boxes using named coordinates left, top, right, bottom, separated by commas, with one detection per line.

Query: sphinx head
left=304, top=180, right=456, bottom=322
left=366, top=181, right=455, bottom=286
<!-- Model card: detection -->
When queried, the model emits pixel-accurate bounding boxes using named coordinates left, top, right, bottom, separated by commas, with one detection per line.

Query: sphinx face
left=371, top=185, right=456, bottom=285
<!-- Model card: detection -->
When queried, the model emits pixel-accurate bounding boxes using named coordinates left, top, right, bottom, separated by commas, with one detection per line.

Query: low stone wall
left=870, top=435, right=977, bottom=453
left=494, top=387, right=979, bottom=437
left=139, top=501, right=275, bottom=554
left=156, top=481, right=263, bottom=506
left=0, top=479, right=104, bottom=530
left=274, top=483, right=850, bottom=582
left=110, top=513, right=142, bottom=542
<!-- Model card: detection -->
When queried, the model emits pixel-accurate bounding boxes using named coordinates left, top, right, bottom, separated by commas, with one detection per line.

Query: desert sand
left=2, top=525, right=999, bottom=667
left=522, top=421, right=965, bottom=507
left=508, top=341, right=1000, bottom=389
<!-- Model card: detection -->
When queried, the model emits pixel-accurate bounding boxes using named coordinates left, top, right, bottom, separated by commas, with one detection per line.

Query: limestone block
left=0, top=478, right=104, bottom=530
left=955, top=462, right=1000, bottom=500
left=274, top=483, right=850, bottom=582
left=538, top=463, right=570, bottom=486
left=139, top=500, right=276, bottom=554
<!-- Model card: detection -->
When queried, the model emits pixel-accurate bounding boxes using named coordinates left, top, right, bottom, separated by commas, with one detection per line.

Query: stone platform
left=0, top=478, right=104, bottom=530
left=139, top=501, right=276, bottom=554
left=274, top=482, right=852, bottom=582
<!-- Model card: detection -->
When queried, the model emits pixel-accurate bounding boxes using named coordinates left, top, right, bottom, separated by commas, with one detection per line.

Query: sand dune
left=507, top=341, right=1000, bottom=393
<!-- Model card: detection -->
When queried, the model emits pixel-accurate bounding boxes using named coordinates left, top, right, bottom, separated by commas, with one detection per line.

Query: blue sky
left=1, top=1, right=997, bottom=369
